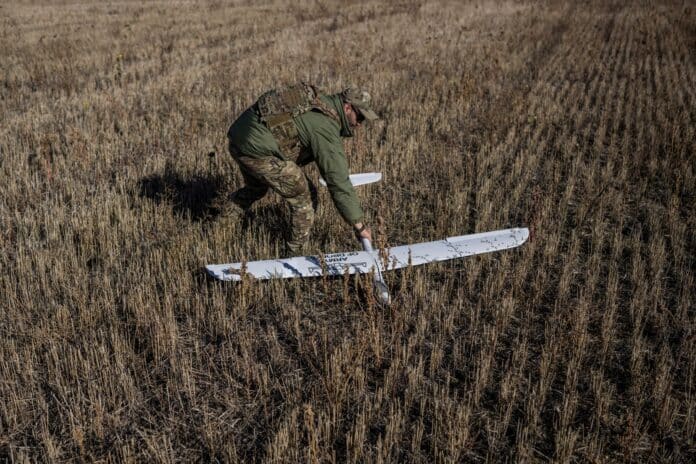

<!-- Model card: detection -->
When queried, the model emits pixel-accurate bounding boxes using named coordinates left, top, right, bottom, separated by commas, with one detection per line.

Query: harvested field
left=1, top=0, right=694, bottom=462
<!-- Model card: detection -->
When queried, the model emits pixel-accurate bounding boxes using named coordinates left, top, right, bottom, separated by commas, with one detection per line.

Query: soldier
left=223, top=83, right=379, bottom=255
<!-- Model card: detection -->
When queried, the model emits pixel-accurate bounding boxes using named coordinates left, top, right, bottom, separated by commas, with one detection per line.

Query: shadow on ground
left=138, top=166, right=229, bottom=222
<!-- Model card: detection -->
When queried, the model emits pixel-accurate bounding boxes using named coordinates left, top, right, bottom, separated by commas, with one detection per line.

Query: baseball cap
left=341, top=87, right=379, bottom=121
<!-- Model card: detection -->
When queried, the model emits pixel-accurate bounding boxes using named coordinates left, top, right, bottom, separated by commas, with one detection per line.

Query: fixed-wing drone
left=206, top=173, right=529, bottom=304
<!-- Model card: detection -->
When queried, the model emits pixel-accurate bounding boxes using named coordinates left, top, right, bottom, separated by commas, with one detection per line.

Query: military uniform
left=225, top=83, right=378, bottom=254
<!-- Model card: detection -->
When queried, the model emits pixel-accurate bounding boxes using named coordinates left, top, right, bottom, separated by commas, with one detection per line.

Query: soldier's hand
left=353, top=223, right=372, bottom=242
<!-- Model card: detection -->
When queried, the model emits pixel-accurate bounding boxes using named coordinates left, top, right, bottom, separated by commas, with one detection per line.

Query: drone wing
left=319, top=172, right=382, bottom=187
left=205, top=249, right=379, bottom=281
left=205, top=228, right=529, bottom=281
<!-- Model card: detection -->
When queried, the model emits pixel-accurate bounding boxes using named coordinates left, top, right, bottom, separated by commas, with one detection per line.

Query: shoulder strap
left=310, top=96, right=340, bottom=124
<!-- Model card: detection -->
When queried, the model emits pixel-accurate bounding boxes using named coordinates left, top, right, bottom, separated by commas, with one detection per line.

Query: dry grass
left=1, top=0, right=694, bottom=462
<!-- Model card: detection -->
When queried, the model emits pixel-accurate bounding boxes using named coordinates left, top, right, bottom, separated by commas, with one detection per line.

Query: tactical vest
left=256, top=82, right=340, bottom=160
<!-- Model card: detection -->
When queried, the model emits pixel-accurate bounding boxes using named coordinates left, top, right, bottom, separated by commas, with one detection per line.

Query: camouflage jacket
left=227, top=94, right=363, bottom=224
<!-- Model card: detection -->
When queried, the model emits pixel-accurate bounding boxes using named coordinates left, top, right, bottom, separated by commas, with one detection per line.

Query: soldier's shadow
left=138, top=167, right=228, bottom=222
left=137, top=167, right=293, bottom=234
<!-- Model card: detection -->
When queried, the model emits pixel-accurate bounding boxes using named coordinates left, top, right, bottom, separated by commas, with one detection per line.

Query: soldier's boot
left=212, top=192, right=247, bottom=227
left=215, top=169, right=269, bottom=224
left=223, top=187, right=266, bottom=213
left=212, top=193, right=241, bottom=219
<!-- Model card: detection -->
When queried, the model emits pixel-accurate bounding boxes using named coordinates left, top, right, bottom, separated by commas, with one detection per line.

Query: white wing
left=205, top=249, right=379, bottom=281
left=205, top=228, right=529, bottom=281
left=383, top=227, right=529, bottom=270
left=319, top=172, right=382, bottom=187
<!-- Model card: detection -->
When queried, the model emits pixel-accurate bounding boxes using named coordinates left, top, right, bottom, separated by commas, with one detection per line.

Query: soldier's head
left=341, top=87, right=379, bottom=128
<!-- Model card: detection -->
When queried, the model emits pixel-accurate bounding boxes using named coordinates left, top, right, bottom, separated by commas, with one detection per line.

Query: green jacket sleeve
left=305, top=120, right=364, bottom=224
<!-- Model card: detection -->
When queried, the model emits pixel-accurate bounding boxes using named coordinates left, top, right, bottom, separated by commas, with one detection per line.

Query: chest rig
left=256, top=82, right=340, bottom=160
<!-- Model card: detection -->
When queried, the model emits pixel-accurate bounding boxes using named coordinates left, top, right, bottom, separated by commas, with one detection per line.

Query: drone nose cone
left=375, top=281, right=391, bottom=305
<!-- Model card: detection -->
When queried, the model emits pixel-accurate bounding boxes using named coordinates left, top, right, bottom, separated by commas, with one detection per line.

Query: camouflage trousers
left=228, top=146, right=314, bottom=255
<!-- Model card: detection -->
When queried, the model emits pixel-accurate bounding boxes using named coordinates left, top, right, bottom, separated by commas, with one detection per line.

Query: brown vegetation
left=1, top=0, right=694, bottom=462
